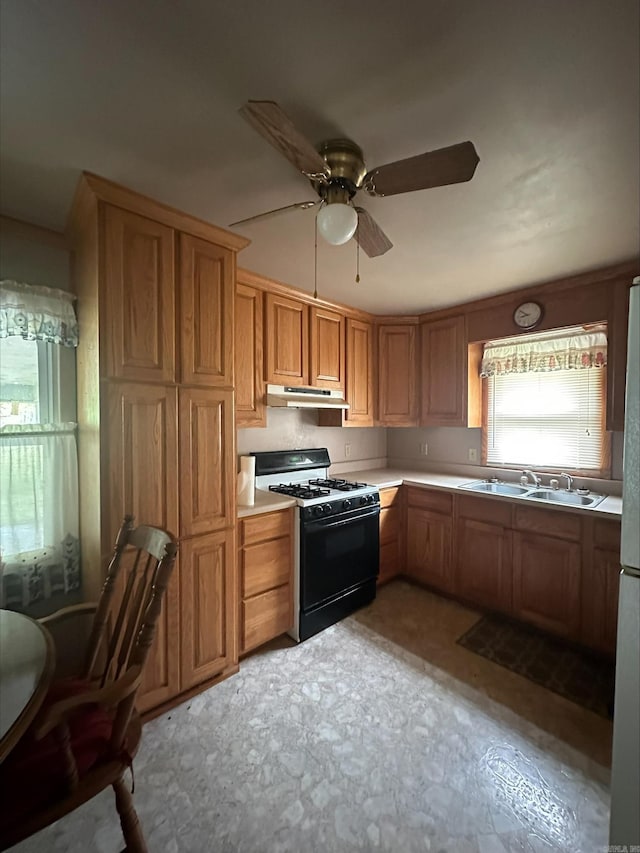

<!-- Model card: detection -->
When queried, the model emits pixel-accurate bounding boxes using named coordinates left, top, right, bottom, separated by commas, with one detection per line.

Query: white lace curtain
left=0, top=281, right=80, bottom=610
left=480, top=326, right=607, bottom=377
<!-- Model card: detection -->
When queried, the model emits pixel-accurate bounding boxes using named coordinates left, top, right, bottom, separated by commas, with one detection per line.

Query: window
left=0, top=280, right=80, bottom=610
left=482, top=326, right=608, bottom=473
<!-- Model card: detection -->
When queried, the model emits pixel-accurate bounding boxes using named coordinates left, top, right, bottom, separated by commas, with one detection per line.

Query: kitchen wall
left=0, top=229, right=71, bottom=291
left=387, top=426, right=624, bottom=486
left=237, top=408, right=387, bottom=472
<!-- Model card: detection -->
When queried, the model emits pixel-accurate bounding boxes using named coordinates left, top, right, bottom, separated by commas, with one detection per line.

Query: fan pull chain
left=314, top=216, right=318, bottom=299
left=356, top=239, right=360, bottom=284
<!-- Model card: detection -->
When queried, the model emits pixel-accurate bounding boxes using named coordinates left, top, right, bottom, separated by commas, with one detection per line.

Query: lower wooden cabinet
left=137, top=561, right=181, bottom=713
left=180, top=529, right=237, bottom=691
left=239, top=509, right=294, bottom=653
left=378, top=487, right=402, bottom=584
left=406, top=506, right=453, bottom=593
left=456, top=518, right=512, bottom=613
left=512, top=531, right=581, bottom=639
left=398, top=485, right=620, bottom=657
left=581, top=519, right=622, bottom=655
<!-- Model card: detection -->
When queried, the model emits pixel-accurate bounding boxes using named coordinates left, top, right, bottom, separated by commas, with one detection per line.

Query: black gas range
left=252, top=448, right=380, bottom=641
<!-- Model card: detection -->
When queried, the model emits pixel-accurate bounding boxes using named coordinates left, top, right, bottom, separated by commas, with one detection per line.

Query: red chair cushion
left=0, top=678, right=113, bottom=828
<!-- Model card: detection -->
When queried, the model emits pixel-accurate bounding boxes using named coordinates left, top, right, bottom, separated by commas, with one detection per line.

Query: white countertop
left=236, top=468, right=622, bottom=519
left=237, top=489, right=297, bottom=519
left=339, top=467, right=624, bottom=520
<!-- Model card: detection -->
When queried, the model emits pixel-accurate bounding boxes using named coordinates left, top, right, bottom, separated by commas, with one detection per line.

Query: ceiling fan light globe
left=316, top=203, right=358, bottom=246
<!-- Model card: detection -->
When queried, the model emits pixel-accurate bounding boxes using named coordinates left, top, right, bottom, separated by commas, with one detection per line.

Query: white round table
left=0, top=609, right=55, bottom=763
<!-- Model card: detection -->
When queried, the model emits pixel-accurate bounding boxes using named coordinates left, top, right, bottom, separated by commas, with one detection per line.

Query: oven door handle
left=304, top=507, right=380, bottom=532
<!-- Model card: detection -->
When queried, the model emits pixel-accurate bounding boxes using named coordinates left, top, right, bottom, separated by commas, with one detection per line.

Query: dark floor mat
left=457, top=615, right=615, bottom=718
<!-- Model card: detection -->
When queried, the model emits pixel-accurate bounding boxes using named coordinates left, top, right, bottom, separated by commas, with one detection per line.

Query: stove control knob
left=313, top=505, right=324, bottom=516
left=324, top=503, right=333, bottom=515
left=360, top=495, right=369, bottom=506
left=343, top=499, right=352, bottom=511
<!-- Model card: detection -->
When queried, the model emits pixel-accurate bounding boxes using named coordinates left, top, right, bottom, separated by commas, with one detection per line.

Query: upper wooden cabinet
left=377, top=324, right=418, bottom=426
left=345, top=319, right=374, bottom=426
left=310, top=307, right=345, bottom=389
left=235, top=282, right=265, bottom=427
left=103, top=205, right=176, bottom=382
left=179, top=233, right=234, bottom=388
left=420, top=315, right=481, bottom=427
left=265, top=293, right=309, bottom=386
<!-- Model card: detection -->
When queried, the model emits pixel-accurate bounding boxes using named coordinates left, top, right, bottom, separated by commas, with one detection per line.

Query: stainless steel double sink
left=459, top=480, right=607, bottom=508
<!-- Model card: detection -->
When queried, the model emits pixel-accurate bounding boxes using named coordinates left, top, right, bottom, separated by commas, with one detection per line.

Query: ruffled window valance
left=480, top=326, right=607, bottom=377
left=0, top=280, right=78, bottom=347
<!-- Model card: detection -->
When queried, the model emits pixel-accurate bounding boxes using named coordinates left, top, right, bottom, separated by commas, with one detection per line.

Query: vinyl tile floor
left=13, top=581, right=612, bottom=852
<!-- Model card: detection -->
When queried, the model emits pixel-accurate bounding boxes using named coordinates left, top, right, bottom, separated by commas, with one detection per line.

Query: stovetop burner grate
left=269, top=483, right=331, bottom=499
left=308, top=478, right=368, bottom=492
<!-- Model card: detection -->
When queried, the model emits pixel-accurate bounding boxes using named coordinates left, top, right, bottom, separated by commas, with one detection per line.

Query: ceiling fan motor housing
left=311, top=138, right=367, bottom=201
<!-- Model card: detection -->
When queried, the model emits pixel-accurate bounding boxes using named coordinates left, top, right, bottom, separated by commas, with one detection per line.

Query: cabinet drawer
left=379, top=505, right=400, bottom=545
left=513, top=506, right=581, bottom=541
left=457, top=494, right=512, bottom=527
left=380, top=487, right=401, bottom=508
left=593, top=519, right=621, bottom=550
left=242, top=536, right=292, bottom=597
left=406, top=487, right=452, bottom=515
left=242, top=585, right=292, bottom=653
left=241, top=509, right=292, bottom=546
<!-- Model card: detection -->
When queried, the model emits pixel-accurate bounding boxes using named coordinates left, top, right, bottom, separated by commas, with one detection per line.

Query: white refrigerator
left=609, top=278, right=640, bottom=847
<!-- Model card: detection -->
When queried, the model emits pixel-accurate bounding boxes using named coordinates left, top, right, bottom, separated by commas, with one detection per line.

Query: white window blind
left=485, top=369, right=605, bottom=470
left=483, top=326, right=607, bottom=472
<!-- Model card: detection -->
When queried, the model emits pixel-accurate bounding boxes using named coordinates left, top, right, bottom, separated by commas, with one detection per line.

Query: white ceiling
left=1, top=0, right=638, bottom=313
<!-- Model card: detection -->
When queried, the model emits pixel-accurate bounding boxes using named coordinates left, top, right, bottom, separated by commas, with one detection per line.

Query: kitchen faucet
left=522, top=470, right=542, bottom=487
left=559, top=472, right=574, bottom=492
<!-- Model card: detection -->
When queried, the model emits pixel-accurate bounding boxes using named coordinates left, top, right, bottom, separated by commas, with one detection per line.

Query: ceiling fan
left=230, top=100, right=480, bottom=258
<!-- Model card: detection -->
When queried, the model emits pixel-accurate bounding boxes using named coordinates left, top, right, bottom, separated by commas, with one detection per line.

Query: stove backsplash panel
left=237, top=408, right=386, bottom=472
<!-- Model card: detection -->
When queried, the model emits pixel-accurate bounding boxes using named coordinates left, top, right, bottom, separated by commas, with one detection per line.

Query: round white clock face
left=513, top=301, right=543, bottom=329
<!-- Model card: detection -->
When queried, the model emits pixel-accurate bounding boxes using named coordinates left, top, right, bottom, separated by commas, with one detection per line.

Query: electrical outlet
left=420, top=442, right=429, bottom=456
left=345, top=443, right=352, bottom=458
left=468, top=448, right=478, bottom=463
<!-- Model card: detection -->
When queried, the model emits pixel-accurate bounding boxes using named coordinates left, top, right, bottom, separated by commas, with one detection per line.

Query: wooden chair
left=0, top=515, right=178, bottom=853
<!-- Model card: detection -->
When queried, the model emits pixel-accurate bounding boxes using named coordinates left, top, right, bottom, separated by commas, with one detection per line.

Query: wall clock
left=513, top=301, right=543, bottom=330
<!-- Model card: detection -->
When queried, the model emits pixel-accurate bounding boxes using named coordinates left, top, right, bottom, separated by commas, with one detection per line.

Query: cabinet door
left=378, top=505, right=401, bottom=585
left=513, top=531, right=581, bottom=638
left=377, top=324, right=417, bottom=425
left=265, top=293, right=309, bottom=386
left=406, top=507, right=452, bottom=592
left=180, top=529, right=237, bottom=690
left=103, top=205, right=175, bottom=382
left=105, top=382, right=179, bottom=546
left=310, top=306, right=345, bottom=389
left=235, top=283, right=265, bottom=427
left=137, top=557, right=181, bottom=713
left=456, top=518, right=512, bottom=613
left=179, top=233, right=234, bottom=387
left=582, top=547, right=621, bottom=655
left=421, top=315, right=465, bottom=426
left=179, top=388, right=234, bottom=538
left=345, top=318, right=374, bottom=426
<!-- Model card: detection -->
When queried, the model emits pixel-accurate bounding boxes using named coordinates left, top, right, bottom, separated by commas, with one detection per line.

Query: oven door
left=300, top=505, right=380, bottom=613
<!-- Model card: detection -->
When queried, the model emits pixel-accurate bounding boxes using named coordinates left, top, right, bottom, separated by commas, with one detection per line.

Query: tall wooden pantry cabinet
left=68, top=173, right=249, bottom=714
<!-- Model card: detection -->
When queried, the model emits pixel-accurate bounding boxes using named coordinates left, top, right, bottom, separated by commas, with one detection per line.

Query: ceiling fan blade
left=239, top=100, right=330, bottom=180
left=354, top=207, right=393, bottom=257
left=364, top=141, right=479, bottom=197
left=229, top=200, right=320, bottom=228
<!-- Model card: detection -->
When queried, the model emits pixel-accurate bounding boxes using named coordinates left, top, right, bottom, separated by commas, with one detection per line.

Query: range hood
left=266, top=384, right=349, bottom=410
